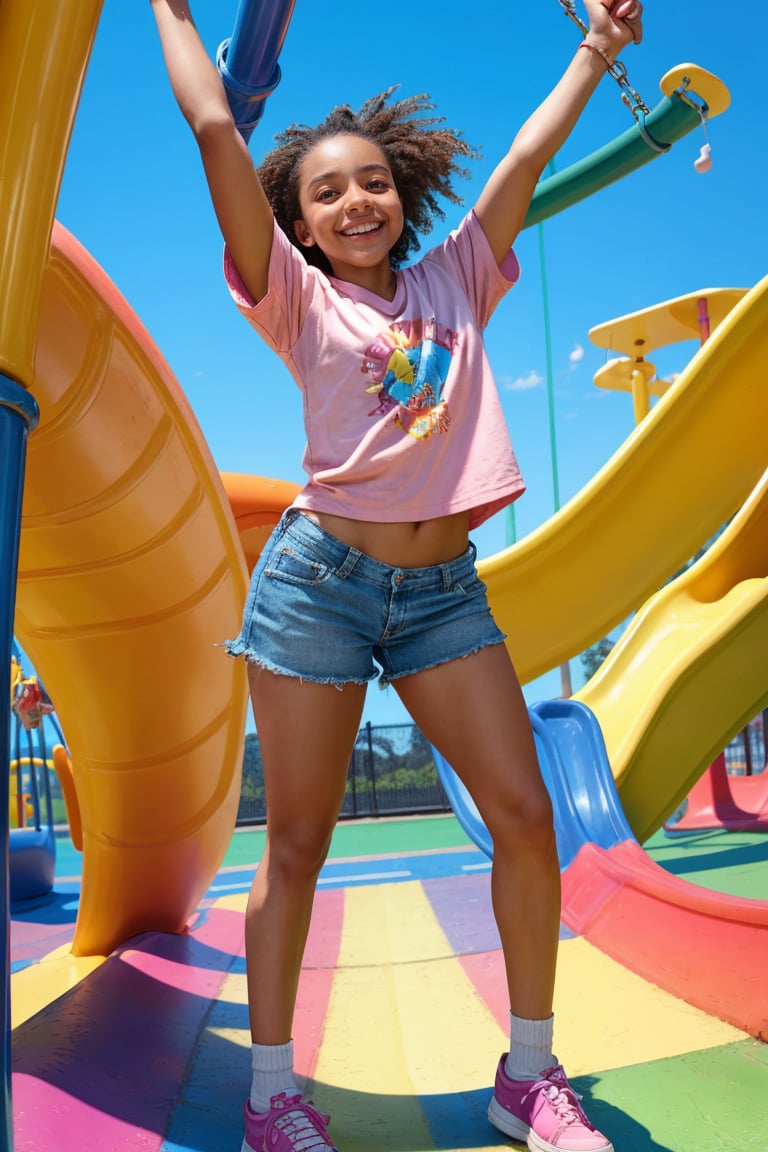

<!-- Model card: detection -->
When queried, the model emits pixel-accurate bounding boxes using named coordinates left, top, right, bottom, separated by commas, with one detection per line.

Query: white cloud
left=501, top=369, right=544, bottom=392
left=569, top=343, right=584, bottom=365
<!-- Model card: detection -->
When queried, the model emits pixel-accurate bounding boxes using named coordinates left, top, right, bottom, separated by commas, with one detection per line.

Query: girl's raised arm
left=150, top=0, right=273, bottom=302
left=474, top=0, right=642, bottom=265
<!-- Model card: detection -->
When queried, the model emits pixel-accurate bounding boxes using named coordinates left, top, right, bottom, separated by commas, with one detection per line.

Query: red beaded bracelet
left=579, top=40, right=614, bottom=70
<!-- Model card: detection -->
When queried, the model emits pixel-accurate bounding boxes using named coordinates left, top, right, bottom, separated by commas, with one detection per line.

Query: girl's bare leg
left=245, top=664, right=368, bottom=1042
left=394, top=643, right=560, bottom=1018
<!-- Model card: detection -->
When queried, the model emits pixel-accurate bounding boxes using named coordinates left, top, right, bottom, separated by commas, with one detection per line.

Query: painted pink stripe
left=457, top=950, right=509, bottom=1035
left=13, top=1074, right=156, bottom=1152
left=562, top=840, right=768, bottom=1038
left=11, top=923, right=76, bottom=966
left=13, top=907, right=244, bottom=1152
left=294, top=888, right=344, bottom=1081
left=119, top=947, right=226, bottom=993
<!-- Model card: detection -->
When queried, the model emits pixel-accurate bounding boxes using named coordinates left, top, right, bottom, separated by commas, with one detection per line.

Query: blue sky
left=50, top=1, right=765, bottom=729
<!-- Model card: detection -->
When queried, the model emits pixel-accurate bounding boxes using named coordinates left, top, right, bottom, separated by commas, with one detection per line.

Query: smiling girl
left=149, top=4, right=644, bottom=1150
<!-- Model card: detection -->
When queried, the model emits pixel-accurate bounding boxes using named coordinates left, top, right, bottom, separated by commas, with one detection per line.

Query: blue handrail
left=217, top=0, right=296, bottom=142
left=1, top=374, right=40, bottom=1152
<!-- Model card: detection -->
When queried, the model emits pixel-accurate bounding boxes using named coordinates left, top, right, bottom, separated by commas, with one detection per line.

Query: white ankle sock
left=249, top=1040, right=299, bottom=1112
left=504, top=1012, right=556, bottom=1081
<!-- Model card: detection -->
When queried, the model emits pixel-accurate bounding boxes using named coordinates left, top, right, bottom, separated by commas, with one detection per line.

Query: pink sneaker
left=487, top=1056, right=613, bottom=1152
left=242, top=1092, right=339, bottom=1151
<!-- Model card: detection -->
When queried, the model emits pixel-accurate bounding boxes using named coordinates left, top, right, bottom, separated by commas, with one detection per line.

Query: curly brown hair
left=257, top=88, right=480, bottom=274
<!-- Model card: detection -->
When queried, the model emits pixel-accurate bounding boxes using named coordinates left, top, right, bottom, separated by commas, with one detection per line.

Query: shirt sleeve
left=424, top=209, right=520, bottom=330
left=222, top=219, right=316, bottom=354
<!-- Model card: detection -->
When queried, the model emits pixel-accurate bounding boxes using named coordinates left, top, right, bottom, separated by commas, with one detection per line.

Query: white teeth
left=344, top=222, right=380, bottom=236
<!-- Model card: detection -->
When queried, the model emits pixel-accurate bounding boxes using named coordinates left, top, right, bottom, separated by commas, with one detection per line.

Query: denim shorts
left=225, top=510, right=506, bottom=687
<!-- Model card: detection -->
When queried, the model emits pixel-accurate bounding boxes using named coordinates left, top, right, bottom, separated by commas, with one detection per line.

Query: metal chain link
left=557, top=0, right=650, bottom=118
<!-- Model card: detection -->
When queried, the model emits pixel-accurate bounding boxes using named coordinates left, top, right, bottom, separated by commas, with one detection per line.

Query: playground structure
left=1, top=2, right=767, bottom=1151
left=664, top=746, right=768, bottom=833
left=7, top=652, right=61, bottom=904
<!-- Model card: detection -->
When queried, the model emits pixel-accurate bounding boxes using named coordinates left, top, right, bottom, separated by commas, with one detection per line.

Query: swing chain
left=557, top=0, right=650, bottom=117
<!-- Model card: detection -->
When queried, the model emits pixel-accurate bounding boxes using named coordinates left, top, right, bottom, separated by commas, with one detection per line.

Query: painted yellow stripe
left=212, top=892, right=249, bottom=914
left=314, top=882, right=431, bottom=1150
left=553, top=935, right=744, bottom=1074
left=11, top=945, right=104, bottom=1029
left=315, top=881, right=506, bottom=1152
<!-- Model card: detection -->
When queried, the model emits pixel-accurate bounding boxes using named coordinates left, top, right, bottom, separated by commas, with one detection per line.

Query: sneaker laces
left=534, top=1077, right=594, bottom=1134
left=267, top=1095, right=335, bottom=1151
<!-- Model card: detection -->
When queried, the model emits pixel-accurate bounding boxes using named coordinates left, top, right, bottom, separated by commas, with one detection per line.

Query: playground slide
left=437, top=463, right=768, bottom=1030
left=14, top=223, right=256, bottom=957
left=478, top=274, right=768, bottom=685
left=665, top=750, right=768, bottom=833
left=575, top=467, right=768, bottom=840
left=434, top=700, right=768, bottom=1039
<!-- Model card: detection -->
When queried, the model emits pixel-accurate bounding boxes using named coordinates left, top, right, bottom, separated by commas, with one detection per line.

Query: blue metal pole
left=217, top=0, right=296, bottom=142
left=0, top=374, right=39, bottom=1152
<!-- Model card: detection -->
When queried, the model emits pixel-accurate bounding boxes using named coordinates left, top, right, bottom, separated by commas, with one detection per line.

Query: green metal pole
left=537, top=161, right=572, bottom=697
left=523, top=94, right=700, bottom=230
left=538, top=163, right=561, bottom=515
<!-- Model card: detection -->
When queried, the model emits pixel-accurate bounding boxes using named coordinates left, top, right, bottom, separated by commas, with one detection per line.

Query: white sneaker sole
left=488, top=1094, right=529, bottom=1141
left=488, top=1094, right=614, bottom=1152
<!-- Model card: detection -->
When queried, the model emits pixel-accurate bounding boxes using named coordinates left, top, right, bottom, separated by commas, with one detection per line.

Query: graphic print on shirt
left=361, top=317, right=458, bottom=440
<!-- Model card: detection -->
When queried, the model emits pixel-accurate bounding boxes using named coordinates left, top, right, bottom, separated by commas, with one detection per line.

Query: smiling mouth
left=341, top=221, right=382, bottom=237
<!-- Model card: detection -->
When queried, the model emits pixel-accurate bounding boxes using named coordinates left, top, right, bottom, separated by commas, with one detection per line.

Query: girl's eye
left=317, top=188, right=337, bottom=202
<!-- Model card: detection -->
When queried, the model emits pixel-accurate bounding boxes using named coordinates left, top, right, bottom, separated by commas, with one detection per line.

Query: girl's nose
left=345, top=182, right=372, bottom=210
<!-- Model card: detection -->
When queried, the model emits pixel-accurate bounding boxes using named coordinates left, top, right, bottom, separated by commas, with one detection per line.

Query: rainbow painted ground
left=10, top=816, right=768, bottom=1151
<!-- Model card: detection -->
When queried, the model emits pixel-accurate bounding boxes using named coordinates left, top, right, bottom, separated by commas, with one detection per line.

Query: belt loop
left=440, top=561, right=452, bottom=592
left=336, top=547, right=361, bottom=579
left=276, top=507, right=298, bottom=542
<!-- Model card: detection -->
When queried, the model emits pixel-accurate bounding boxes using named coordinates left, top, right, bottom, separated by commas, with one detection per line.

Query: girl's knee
left=485, top=783, right=555, bottom=854
left=267, top=819, right=335, bottom=881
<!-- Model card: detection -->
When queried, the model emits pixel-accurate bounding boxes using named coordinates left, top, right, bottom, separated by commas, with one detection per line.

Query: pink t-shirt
left=224, top=209, right=525, bottom=529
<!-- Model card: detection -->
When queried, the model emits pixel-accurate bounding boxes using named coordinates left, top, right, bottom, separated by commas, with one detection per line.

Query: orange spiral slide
left=15, top=224, right=298, bottom=956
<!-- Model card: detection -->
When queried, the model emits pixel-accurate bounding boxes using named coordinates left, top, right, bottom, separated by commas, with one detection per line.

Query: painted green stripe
left=645, top=828, right=768, bottom=901
left=580, top=1039, right=768, bottom=1151
left=222, top=814, right=473, bottom=868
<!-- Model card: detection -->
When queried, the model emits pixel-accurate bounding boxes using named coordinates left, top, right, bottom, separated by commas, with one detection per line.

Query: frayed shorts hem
left=225, top=642, right=377, bottom=689
left=225, top=634, right=507, bottom=690
left=378, top=633, right=507, bottom=689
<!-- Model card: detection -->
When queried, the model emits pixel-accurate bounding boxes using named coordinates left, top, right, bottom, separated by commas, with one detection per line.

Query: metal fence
left=723, top=711, right=767, bottom=776
left=236, top=710, right=768, bottom=827
left=237, top=721, right=451, bottom=826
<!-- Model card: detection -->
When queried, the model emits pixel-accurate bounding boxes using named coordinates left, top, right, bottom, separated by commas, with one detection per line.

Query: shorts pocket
left=265, top=545, right=333, bottom=586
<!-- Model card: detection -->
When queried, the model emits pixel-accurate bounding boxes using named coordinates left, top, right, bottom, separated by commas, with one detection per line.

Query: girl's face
left=294, top=134, right=404, bottom=298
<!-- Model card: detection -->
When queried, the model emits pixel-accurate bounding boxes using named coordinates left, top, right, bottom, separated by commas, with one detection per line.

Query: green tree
left=580, top=637, right=615, bottom=681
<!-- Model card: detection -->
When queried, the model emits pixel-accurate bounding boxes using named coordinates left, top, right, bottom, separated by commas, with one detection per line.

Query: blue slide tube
left=0, top=374, right=39, bottom=1152
left=217, top=0, right=296, bottom=142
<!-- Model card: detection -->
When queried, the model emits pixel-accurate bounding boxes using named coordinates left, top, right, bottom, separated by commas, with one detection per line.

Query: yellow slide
left=480, top=280, right=768, bottom=841
left=575, top=466, right=768, bottom=842
left=478, top=277, right=768, bottom=685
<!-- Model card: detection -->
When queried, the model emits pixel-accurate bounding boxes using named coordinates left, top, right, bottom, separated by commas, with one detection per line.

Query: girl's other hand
left=585, top=0, right=644, bottom=53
